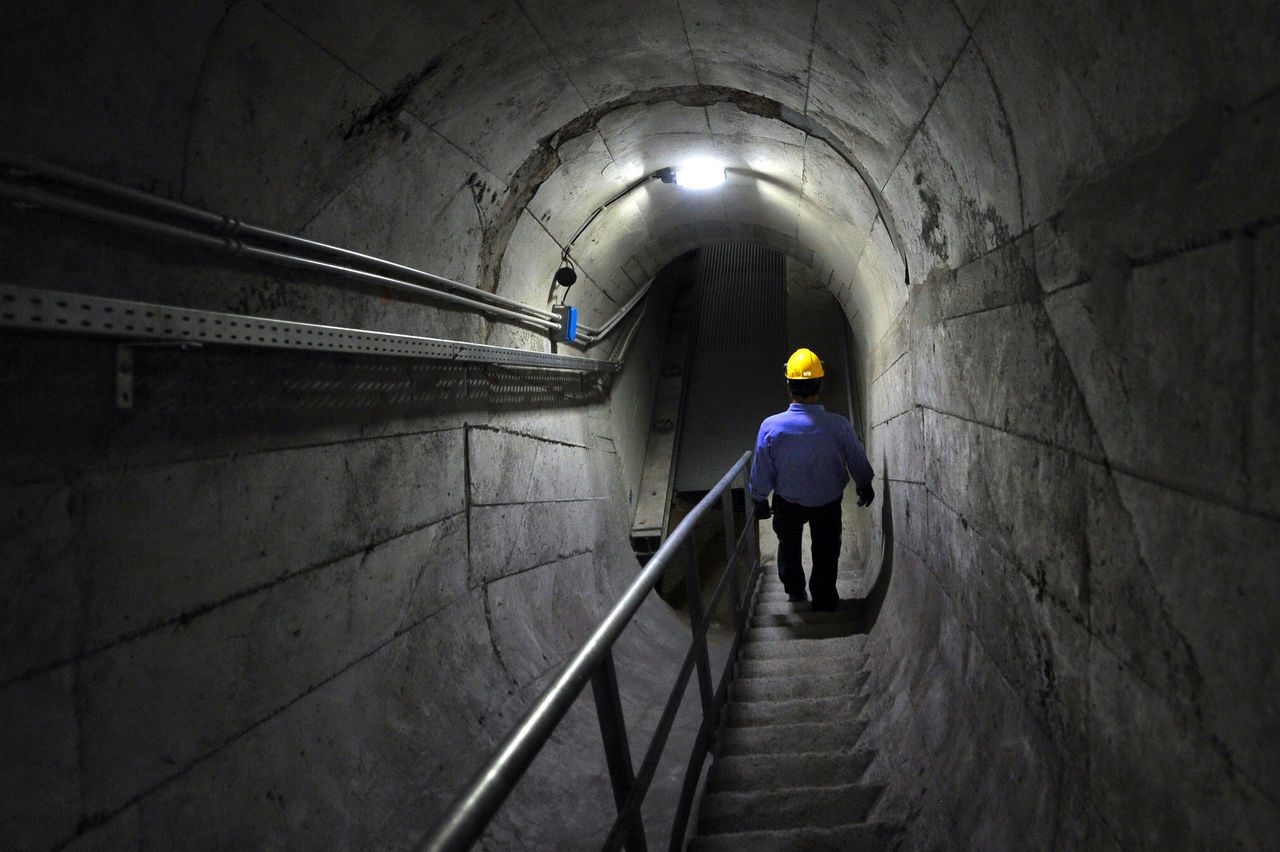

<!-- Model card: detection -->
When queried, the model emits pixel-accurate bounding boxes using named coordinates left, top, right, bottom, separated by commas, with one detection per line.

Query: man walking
left=748, top=348, right=875, bottom=611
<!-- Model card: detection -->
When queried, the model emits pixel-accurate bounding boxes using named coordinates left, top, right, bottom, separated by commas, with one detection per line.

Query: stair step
left=756, top=593, right=806, bottom=606
left=707, top=749, right=875, bottom=794
left=752, top=593, right=803, bottom=606
left=746, top=622, right=865, bottom=642
left=689, top=822, right=903, bottom=851
left=728, top=692, right=869, bottom=727
left=738, top=654, right=865, bottom=679
left=752, top=609, right=862, bottom=628
left=698, top=783, right=885, bottom=834
left=719, top=719, right=867, bottom=757
left=741, top=635, right=866, bottom=659
left=732, top=671, right=869, bottom=702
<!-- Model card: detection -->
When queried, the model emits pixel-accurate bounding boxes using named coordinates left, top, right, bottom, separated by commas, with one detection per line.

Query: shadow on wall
left=847, top=460, right=894, bottom=633
left=0, top=333, right=612, bottom=480
left=129, top=341, right=610, bottom=416
left=93, top=337, right=606, bottom=415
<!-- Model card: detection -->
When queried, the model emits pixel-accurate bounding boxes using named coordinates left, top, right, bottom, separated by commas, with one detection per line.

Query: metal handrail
left=420, top=451, right=763, bottom=851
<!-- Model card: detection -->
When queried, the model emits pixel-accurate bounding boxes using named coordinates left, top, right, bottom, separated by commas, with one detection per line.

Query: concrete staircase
left=689, top=574, right=900, bottom=851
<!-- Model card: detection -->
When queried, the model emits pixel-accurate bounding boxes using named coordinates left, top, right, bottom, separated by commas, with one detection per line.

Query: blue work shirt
left=748, top=403, right=874, bottom=507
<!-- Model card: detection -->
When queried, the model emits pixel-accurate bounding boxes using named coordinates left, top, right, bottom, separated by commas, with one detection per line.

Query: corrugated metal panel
left=674, top=243, right=788, bottom=492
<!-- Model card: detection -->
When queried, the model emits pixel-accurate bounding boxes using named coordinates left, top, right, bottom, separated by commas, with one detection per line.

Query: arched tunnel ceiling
left=500, top=88, right=908, bottom=340
left=5, top=0, right=1276, bottom=356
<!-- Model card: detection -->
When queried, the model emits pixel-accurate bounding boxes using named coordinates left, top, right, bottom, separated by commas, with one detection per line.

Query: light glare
left=675, top=159, right=725, bottom=190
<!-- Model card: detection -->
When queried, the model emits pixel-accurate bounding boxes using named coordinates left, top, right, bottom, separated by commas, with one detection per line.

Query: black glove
left=856, top=483, right=875, bottom=507
left=753, top=498, right=772, bottom=520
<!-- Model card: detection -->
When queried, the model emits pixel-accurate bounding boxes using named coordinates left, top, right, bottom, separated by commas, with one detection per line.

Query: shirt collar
left=788, top=403, right=825, bottom=412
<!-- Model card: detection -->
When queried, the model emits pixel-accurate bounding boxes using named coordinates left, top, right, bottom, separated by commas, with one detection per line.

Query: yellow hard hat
left=785, top=348, right=824, bottom=379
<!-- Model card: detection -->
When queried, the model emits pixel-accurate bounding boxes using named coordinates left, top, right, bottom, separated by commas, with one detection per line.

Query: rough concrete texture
left=2, top=0, right=1279, bottom=849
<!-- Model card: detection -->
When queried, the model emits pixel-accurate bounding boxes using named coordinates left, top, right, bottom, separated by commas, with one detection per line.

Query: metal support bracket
left=591, top=651, right=648, bottom=852
left=114, top=341, right=203, bottom=409
left=683, top=538, right=715, bottom=714
left=0, top=284, right=618, bottom=379
left=115, top=344, right=133, bottom=409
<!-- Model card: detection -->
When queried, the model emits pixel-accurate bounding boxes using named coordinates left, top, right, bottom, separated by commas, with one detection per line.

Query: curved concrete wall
left=2, top=0, right=1278, bottom=848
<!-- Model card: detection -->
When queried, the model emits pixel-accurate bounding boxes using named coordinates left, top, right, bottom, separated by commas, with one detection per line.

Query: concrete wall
left=2, top=0, right=1278, bottom=849
left=0, top=5, right=696, bottom=850
left=0, top=325, right=708, bottom=850
left=856, top=4, right=1280, bottom=847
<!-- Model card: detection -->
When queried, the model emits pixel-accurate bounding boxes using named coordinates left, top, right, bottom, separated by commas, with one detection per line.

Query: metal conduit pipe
left=0, top=154, right=559, bottom=323
left=584, top=279, right=652, bottom=340
left=0, top=183, right=560, bottom=332
left=573, top=280, right=651, bottom=341
left=608, top=301, right=648, bottom=363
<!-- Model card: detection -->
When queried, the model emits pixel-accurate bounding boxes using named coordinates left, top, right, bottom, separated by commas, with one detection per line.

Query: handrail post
left=591, top=650, right=648, bottom=852
left=418, top=452, right=754, bottom=852
left=683, top=538, right=715, bottom=714
left=720, top=486, right=739, bottom=621
left=748, top=490, right=762, bottom=587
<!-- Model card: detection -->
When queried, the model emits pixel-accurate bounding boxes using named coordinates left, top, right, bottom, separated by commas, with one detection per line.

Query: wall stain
left=342, top=57, right=442, bottom=142
left=917, top=173, right=949, bottom=260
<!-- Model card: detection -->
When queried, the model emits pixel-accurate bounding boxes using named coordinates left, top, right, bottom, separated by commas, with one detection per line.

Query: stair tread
left=738, top=655, right=866, bottom=677
left=707, top=749, right=874, bottom=794
left=698, top=782, right=886, bottom=833
left=741, top=636, right=866, bottom=659
left=733, top=673, right=869, bottom=702
left=689, top=822, right=902, bottom=851
left=728, top=691, right=868, bottom=719
left=687, top=575, right=894, bottom=843
left=746, top=623, right=866, bottom=642
left=731, top=689, right=869, bottom=707
left=718, top=719, right=867, bottom=756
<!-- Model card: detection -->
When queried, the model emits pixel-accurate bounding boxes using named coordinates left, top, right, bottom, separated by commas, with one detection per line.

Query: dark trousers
left=771, top=494, right=843, bottom=606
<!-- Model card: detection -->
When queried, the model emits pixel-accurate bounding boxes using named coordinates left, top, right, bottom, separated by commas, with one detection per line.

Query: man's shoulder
left=816, top=409, right=853, bottom=430
left=759, top=409, right=793, bottom=428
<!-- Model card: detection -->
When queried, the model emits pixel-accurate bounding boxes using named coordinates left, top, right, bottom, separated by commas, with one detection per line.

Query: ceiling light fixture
left=673, top=159, right=726, bottom=189
left=551, top=159, right=729, bottom=342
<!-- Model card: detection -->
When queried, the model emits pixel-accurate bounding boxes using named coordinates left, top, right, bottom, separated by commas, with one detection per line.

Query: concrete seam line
left=917, top=403, right=1107, bottom=466
left=482, top=582, right=516, bottom=680
left=177, top=0, right=245, bottom=198
left=920, top=485, right=1088, bottom=626
left=782, top=106, right=911, bottom=285
left=870, top=407, right=917, bottom=431
left=471, top=497, right=609, bottom=508
left=45, top=426, right=472, bottom=482
left=1, top=510, right=467, bottom=690
left=464, top=424, right=474, bottom=581
left=870, top=346, right=911, bottom=386
left=48, top=597, right=466, bottom=851
left=5, top=428, right=467, bottom=492
left=878, top=32, right=974, bottom=199
left=919, top=481, right=1280, bottom=810
left=972, top=37, right=1027, bottom=232
left=921, top=402, right=1280, bottom=525
left=480, top=548, right=596, bottom=585
left=800, top=0, right=820, bottom=116
left=909, top=492, right=1092, bottom=722
left=467, top=423, right=593, bottom=449
left=509, top=0, right=591, bottom=112
left=674, top=0, right=702, bottom=86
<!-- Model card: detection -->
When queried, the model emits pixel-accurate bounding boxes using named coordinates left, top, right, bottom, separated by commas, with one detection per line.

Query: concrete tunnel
left=1, top=0, right=1278, bottom=848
